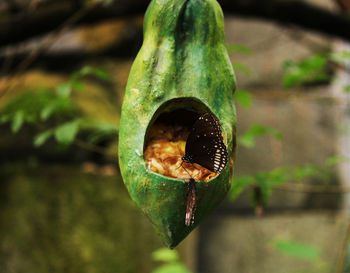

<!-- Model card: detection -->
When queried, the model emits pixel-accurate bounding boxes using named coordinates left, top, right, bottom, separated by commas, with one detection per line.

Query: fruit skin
left=118, top=0, right=236, bottom=248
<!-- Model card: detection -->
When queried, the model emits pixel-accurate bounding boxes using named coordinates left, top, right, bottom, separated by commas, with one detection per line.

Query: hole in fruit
left=144, top=99, right=218, bottom=182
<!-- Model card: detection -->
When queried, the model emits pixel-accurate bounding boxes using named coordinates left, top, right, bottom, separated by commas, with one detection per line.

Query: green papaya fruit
left=118, top=0, right=236, bottom=248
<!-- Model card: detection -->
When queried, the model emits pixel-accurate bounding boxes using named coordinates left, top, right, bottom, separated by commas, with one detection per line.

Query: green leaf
left=293, top=166, right=327, bottom=181
left=301, top=55, right=327, bottom=70
left=152, top=248, right=179, bottom=263
left=34, top=130, right=53, bottom=147
left=237, top=134, right=255, bottom=148
left=152, top=263, right=192, bottom=273
left=89, top=123, right=118, bottom=143
left=79, top=119, right=118, bottom=143
left=40, top=104, right=55, bottom=120
left=40, top=95, right=75, bottom=121
left=11, top=110, right=24, bottom=133
left=74, top=66, right=110, bottom=80
left=229, top=176, right=255, bottom=201
left=54, top=119, right=80, bottom=145
left=256, top=167, right=291, bottom=187
left=274, top=240, right=320, bottom=260
left=267, top=128, right=283, bottom=140
left=56, top=82, right=72, bottom=97
left=232, top=62, right=251, bottom=75
left=252, top=167, right=291, bottom=205
left=238, top=125, right=282, bottom=148
left=343, top=85, right=350, bottom=92
left=326, top=155, right=349, bottom=166
left=226, top=44, right=253, bottom=55
left=92, top=68, right=110, bottom=79
left=234, top=90, right=252, bottom=108
left=1, top=90, right=76, bottom=129
left=56, top=79, right=83, bottom=97
left=282, top=54, right=329, bottom=88
left=228, top=164, right=332, bottom=207
left=0, top=114, right=9, bottom=124
left=71, top=80, right=85, bottom=91
left=330, top=51, right=350, bottom=64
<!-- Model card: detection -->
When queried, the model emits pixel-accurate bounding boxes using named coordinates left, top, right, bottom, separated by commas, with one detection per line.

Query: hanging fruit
left=118, top=0, right=237, bottom=248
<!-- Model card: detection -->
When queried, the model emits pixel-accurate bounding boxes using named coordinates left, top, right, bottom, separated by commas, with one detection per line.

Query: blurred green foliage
left=271, top=238, right=329, bottom=273
left=233, top=89, right=252, bottom=108
left=273, top=239, right=321, bottom=260
left=151, top=248, right=193, bottom=273
left=230, top=48, right=350, bottom=210
left=325, top=155, right=348, bottom=166
left=238, top=124, right=282, bottom=148
left=232, top=62, right=252, bottom=75
left=282, top=54, right=330, bottom=88
left=226, top=43, right=253, bottom=55
left=229, top=163, right=331, bottom=207
left=226, top=43, right=253, bottom=76
left=329, top=51, right=350, bottom=65
left=0, top=91, right=76, bottom=133
left=0, top=66, right=118, bottom=148
left=282, top=50, right=350, bottom=89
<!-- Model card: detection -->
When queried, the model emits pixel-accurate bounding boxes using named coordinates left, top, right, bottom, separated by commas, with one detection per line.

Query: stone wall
left=190, top=15, right=348, bottom=273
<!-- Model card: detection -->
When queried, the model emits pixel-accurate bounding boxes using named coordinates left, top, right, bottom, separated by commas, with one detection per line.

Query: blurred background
left=1, top=0, right=350, bottom=272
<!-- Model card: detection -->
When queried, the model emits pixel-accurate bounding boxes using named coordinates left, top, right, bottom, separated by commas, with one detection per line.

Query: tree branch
left=0, top=0, right=147, bottom=47
left=220, top=0, right=350, bottom=41
left=0, top=0, right=350, bottom=48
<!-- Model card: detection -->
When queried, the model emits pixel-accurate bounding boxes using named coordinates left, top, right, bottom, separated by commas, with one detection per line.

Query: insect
left=182, top=112, right=228, bottom=173
left=182, top=113, right=227, bottom=226
left=185, top=178, right=197, bottom=226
